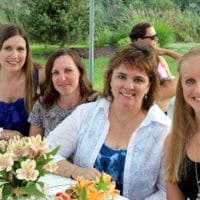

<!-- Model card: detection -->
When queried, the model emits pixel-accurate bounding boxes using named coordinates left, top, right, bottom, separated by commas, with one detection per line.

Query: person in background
left=33, top=61, right=45, bottom=98
left=165, top=46, right=200, bottom=200
left=47, top=41, right=171, bottom=199
left=0, top=23, right=45, bottom=139
left=129, top=22, right=181, bottom=114
left=29, top=48, right=99, bottom=137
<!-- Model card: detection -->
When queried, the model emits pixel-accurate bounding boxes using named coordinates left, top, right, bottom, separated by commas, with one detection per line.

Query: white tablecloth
left=40, top=174, right=129, bottom=200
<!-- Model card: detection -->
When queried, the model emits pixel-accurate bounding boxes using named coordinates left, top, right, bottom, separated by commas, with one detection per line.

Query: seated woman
left=29, top=48, right=99, bottom=137
left=129, top=22, right=181, bottom=114
left=165, top=46, right=200, bottom=200
left=0, top=23, right=45, bottom=139
left=47, top=41, right=171, bottom=199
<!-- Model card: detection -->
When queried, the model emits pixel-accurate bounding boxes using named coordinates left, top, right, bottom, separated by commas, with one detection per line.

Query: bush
left=95, top=0, right=200, bottom=46
left=154, top=23, right=175, bottom=47
left=20, top=0, right=89, bottom=47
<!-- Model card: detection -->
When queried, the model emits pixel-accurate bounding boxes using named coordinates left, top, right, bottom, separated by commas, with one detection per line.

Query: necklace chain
left=112, top=109, right=126, bottom=128
left=195, top=162, right=200, bottom=199
left=111, top=107, right=137, bottom=128
left=194, top=137, right=200, bottom=200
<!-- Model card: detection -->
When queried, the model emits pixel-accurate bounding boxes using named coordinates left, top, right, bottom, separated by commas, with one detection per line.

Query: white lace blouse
left=47, top=98, right=171, bottom=200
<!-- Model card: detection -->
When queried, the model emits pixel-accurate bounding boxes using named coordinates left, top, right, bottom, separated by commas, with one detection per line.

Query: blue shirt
left=94, top=144, right=127, bottom=194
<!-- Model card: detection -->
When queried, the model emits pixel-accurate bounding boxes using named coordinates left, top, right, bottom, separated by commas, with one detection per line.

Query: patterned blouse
left=28, top=100, right=82, bottom=137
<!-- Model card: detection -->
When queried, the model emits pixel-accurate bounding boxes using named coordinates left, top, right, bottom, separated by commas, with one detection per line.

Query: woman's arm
left=0, top=129, right=23, bottom=140
left=155, top=47, right=182, bottom=60
left=29, top=124, right=44, bottom=137
left=56, top=159, right=100, bottom=180
left=28, top=100, right=45, bottom=137
left=159, top=56, right=173, bottom=77
left=166, top=182, right=186, bottom=200
left=164, top=136, right=187, bottom=200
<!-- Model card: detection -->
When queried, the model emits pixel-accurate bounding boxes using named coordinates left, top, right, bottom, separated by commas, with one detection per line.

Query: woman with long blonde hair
left=165, top=46, right=200, bottom=200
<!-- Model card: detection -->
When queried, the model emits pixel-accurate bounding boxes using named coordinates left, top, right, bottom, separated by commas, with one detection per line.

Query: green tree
left=21, top=0, right=89, bottom=47
left=0, top=0, right=22, bottom=24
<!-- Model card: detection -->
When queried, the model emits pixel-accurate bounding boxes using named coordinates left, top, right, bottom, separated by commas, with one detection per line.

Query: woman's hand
left=0, top=129, right=23, bottom=140
left=71, top=166, right=101, bottom=180
left=57, top=160, right=101, bottom=180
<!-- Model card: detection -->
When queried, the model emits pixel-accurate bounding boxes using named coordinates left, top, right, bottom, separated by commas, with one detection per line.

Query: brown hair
left=0, top=23, right=34, bottom=112
left=41, top=48, right=97, bottom=109
left=103, top=41, right=159, bottom=110
left=165, top=46, right=200, bottom=183
left=129, top=22, right=152, bottom=42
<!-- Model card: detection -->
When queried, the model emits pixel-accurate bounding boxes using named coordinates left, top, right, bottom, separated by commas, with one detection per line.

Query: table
left=40, top=174, right=129, bottom=200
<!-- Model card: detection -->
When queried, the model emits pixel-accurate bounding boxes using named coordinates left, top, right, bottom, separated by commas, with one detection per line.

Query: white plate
left=41, top=174, right=129, bottom=200
left=45, top=184, right=128, bottom=200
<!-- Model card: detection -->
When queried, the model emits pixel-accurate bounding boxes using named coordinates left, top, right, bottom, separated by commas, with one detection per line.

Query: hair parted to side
left=103, top=41, right=159, bottom=110
left=165, top=46, right=200, bottom=183
left=129, top=22, right=152, bottom=42
left=0, top=23, right=34, bottom=112
left=41, top=48, right=96, bottom=109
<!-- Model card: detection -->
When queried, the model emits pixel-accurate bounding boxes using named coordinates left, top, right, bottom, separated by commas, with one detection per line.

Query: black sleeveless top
left=178, top=155, right=200, bottom=200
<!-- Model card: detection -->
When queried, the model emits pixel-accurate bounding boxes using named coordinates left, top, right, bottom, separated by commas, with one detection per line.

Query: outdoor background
left=1, top=0, right=200, bottom=91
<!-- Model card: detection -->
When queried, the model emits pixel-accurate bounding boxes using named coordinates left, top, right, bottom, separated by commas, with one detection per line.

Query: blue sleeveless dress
left=0, top=69, right=39, bottom=136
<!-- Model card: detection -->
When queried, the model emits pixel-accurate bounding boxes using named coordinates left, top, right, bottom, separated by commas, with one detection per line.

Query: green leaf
left=20, top=182, right=45, bottom=198
left=2, top=183, right=13, bottom=200
left=48, top=145, right=60, bottom=157
left=79, top=186, right=87, bottom=200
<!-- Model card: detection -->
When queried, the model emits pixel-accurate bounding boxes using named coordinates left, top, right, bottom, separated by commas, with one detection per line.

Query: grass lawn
left=31, top=42, right=199, bottom=92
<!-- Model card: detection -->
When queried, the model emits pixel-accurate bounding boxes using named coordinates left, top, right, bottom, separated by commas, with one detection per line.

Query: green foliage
left=117, top=37, right=131, bottom=46
left=31, top=43, right=196, bottom=91
left=1, top=0, right=200, bottom=47
left=20, top=0, right=89, bottom=47
left=154, top=23, right=175, bottom=46
left=95, top=0, right=200, bottom=46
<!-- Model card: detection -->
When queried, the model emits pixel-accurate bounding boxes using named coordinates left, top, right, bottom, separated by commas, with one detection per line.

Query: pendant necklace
left=195, top=137, right=200, bottom=200
left=112, top=109, right=126, bottom=128
left=195, top=161, right=200, bottom=199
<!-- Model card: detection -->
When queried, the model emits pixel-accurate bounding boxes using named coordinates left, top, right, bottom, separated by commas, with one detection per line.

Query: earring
left=144, top=94, right=147, bottom=99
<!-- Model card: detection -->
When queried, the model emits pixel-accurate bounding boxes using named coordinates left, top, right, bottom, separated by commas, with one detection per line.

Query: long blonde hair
left=165, top=46, right=200, bottom=183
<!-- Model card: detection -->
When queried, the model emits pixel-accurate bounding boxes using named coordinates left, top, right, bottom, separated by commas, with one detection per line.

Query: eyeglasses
left=141, top=34, right=158, bottom=40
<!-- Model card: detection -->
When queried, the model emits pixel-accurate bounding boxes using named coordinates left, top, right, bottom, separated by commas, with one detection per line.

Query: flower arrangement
left=55, top=172, right=120, bottom=200
left=0, top=135, right=59, bottom=200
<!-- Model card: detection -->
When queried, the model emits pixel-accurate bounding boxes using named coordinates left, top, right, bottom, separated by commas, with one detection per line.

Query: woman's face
left=110, top=63, right=150, bottom=109
left=139, top=26, right=158, bottom=47
left=181, top=55, right=200, bottom=113
left=0, top=35, right=27, bottom=72
left=51, top=55, right=80, bottom=97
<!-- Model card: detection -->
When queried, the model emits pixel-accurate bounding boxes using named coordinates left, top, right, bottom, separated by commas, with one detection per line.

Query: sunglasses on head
left=141, top=34, right=158, bottom=40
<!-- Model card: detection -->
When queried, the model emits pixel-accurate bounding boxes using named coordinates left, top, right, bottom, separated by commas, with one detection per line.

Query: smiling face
left=0, top=35, right=27, bottom=73
left=110, top=63, right=150, bottom=109
left=181, top=55, right=200, bottom=113
left=51, top=55, right=80, bottom=97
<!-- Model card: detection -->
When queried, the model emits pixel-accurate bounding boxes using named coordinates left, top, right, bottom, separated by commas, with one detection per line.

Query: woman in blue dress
left=0, top=23, right=45, bottom=139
